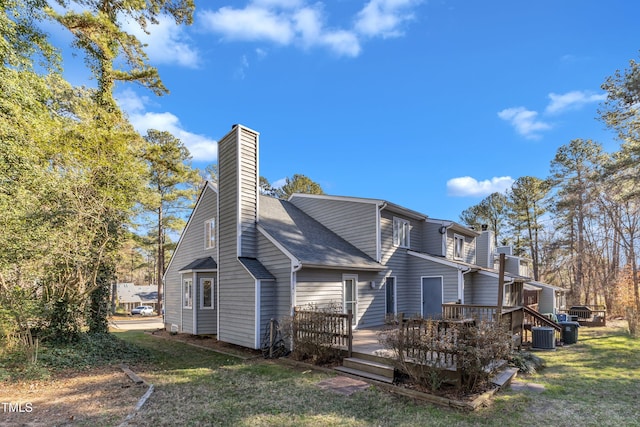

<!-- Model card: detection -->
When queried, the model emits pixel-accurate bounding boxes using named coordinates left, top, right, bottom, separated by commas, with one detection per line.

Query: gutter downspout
left=290, top=262, right=302, bottom=317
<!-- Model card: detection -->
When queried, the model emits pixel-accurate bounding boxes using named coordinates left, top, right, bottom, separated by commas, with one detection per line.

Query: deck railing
left=441, top=303, right=525, bottom=347
left=395, top=314, right=474, bottom=368
left=560, top=305, right=607, bottom=326
left=292, top=307, right=353, bottom=357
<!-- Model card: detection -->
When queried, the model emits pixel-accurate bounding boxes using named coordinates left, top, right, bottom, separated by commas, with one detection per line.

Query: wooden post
left=269, top=319, right=275, bottom=358
left=347, top=310, right=353, bottom=358
left=497, top=253, right=505, bottom=319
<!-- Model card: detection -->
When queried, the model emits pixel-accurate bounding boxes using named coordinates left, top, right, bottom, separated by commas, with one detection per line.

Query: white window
left=183, top=278, right=193, bottom=309
left=385, top=277, right=396, bottom=316
left=200, top=278, right=215, bottom=309
left=454, top=234, right=464, bottom=259
left=204, top=218, right=216, bottom=249
left=393, top=217, right=410, bottom=248
left=343, top=274, right=358, bottom=326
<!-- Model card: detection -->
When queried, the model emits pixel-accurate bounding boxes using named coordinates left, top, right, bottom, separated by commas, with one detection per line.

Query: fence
left=395, top=314, right=474, bottom=369
left=561, top=305, right=607, bottom=326
left=292, top=307, right=353, bottom=357
left=442, top=303, right=525, bottom=347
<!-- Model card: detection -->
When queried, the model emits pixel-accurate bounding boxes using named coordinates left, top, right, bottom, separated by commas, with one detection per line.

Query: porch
left=291, top=304, right=559, bottom=385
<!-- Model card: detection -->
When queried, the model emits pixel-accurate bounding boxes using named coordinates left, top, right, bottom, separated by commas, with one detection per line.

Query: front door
left=422, top=277, right=443, bottom=319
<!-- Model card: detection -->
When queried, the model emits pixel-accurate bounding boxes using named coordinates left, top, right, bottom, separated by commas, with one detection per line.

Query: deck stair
left=335, top=357, right=395, bottom=384
left=490, top=367, right=519, bottom=388
left=523, top=306, right=562, bottom=331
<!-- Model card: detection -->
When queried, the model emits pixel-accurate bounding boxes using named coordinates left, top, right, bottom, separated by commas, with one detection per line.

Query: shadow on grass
left=112, top=325, right=640, bottom=427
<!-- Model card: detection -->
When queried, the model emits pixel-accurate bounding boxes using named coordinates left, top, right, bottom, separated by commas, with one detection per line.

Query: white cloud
left=545, top=90, right=607, bottom=114
left=198, top=0, right=422, bottom=57
left=122, top=15, right=200, bottom=68
left=447, top=176, right=514, bottom=197
left=116, top=89, right=217, bottom=162
left=497, top=107, right=552, bottom=139
left=234, top=55, right=250, bottom=80
left=199, top=6, right=295, bottom=45
left=354, top=0, right=421, bottom=38
left=272, top=177, right=287, bottom=188
left=499, top=89, right=606, bottom=139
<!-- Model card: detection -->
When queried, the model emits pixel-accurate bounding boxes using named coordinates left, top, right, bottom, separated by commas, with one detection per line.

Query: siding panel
left=289, top=196, right=379, bottom=260
left=163, top=185, right=218, bottom=333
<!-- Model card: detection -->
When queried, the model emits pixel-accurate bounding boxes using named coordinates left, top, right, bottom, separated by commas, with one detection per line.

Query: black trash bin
left=559, top=321, right=580, bottom=344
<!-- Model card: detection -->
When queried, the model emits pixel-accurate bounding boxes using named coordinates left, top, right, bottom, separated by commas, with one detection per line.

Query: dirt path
left=0, top=365, right=147, bottom=426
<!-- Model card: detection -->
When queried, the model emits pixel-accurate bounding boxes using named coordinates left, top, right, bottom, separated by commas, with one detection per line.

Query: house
left=163, top=124, right=558, bottom=350
left=112, top=283, right=158, bottom=313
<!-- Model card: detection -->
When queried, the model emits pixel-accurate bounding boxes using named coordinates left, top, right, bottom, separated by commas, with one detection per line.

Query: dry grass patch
left=0, top=365, right=147, bottom=426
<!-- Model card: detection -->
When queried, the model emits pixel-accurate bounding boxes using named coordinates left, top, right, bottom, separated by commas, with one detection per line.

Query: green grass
left=115, top=322, right=640, bottom=426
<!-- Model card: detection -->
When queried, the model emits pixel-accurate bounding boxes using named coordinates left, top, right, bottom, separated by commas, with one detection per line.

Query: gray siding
left=476, top=231, right=493, bottom=268
left=289, top=196, right=379, bottom=260
left=408, top=256, right=460, bottom=313
left=257, top=232, right=293, bottom=332
left=239, top=129, right=259, bottom=258
left=504, top=256, right=521, bottom=277
left=295, top=268, right=387, bottom=329
left=195, top=274, right=217, bottom=334
left=446, top=231, right=476, bottom=263
left=538, top=286, right=559, bottom=313
left=470, top=272, right=498, bottom=305
left=163, top=185, right=218, bottom=333
left=379, top=212, right=415, bottom=317
left=295, top=268, right=343, bottom=309
left=218, top=125, right=259, bottom=349
left=423, top=222, right=444, bottom=256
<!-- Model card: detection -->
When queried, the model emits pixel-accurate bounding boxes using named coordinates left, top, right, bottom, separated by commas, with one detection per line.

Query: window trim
left=200, top=277, right=215, bottom=310
left=204, top=217, right=216, bottom=249
left=393, top=217, right=410, bottom=248
left=183, top=278, right=193, bottom=309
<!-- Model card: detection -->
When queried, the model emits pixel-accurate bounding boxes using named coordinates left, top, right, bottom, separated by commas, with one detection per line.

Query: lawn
left=1, top=321, right=638, bottom=426
left=118, top=321, right=640, bottom=426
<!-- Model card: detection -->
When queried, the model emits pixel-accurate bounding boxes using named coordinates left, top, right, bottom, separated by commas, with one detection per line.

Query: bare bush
left=381, top=318, right=512, bottom=393
left=286, top=303, right=345, bottom=366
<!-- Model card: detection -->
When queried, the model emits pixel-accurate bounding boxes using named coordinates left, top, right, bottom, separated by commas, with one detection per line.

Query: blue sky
left=52, top=0, right=640, bottom=221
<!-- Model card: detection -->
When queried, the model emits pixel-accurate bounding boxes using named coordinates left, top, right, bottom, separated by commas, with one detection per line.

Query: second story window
left=454, top=234, right=464, bottom=259
left=393, top=217, right=410, bottom=248
left=205, top=218, right=215, bottom=249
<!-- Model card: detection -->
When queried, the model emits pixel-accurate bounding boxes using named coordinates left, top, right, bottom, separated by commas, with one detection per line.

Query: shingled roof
left=179, top=257, right=218, bottom=272
left=258, top=195, right=382, bottom=271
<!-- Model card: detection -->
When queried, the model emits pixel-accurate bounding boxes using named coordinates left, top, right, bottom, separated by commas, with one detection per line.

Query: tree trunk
left=157, top=206, right=164, bottom=314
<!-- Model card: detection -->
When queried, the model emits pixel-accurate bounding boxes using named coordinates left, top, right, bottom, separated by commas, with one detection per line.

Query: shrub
left=286, top=304, right=345, bottom=366
left=380, top=318, right=459, bottom=391
left=381, top=318, right=513, bottom=393
left=509, top=351, right=545, bottom=374
left=457, top=320, right=512, bottom=392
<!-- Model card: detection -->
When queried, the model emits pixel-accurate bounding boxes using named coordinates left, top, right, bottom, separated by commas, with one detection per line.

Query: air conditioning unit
left=532, top=327, right=555, bottom=350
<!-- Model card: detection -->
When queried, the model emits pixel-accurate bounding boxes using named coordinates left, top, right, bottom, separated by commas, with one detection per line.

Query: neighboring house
left=113, top=283, right=158, bottom=312
left=163, top=124, right=563, bottom=350
left=527, top=281, right=566, bottom=314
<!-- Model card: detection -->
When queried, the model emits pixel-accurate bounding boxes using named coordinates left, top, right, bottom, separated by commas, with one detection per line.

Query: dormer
left=424, top=219, right=479, bottom=263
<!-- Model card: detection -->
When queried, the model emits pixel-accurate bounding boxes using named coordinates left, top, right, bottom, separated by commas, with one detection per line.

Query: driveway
left=109, top=316, right=164, bottom=331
